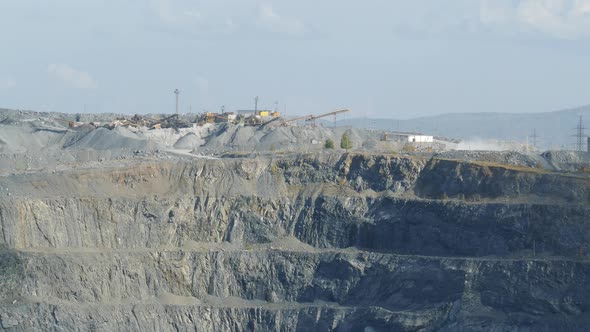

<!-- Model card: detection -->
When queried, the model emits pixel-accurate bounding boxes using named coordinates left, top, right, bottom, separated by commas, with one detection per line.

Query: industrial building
left=407, top=135, right=434, bottom=143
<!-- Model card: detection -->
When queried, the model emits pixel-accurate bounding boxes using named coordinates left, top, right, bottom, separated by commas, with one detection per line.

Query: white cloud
left=0, top=77, right=16, bottom=89
left=517, top=0, right=574, bottom=38
left=574, top=0, right=590, bottom=14
left=148, top=1, right=240, bottom=37
left=258, top=3, right=307, bottom=36
left=47, top=64, right=98, bottom=90
left=150, top=0, right=176, bottom=22
left=150, top=0, right=203, bottom=23
left=259, top=3, right=280, bottom=23
left=147, top=1, right=308, bottom=38
left=388, top=0, right=590, bottom=41
left=480, top=0, right=590, bottom=39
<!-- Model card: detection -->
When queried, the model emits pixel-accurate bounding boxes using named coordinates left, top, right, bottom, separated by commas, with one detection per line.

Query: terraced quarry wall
left=0, top=154, right=589, bottom=331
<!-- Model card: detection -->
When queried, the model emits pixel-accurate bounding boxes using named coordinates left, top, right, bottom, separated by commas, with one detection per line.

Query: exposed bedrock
left=0, top=153, right=588, bottom=331
left=1, top=190, right=587, bottom=258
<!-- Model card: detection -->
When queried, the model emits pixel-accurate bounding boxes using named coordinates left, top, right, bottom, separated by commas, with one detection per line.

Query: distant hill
left=333, top=105, right=590, bottom=150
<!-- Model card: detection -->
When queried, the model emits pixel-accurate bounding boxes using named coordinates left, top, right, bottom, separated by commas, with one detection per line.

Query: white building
left=407, top=135, right=434, bottom=143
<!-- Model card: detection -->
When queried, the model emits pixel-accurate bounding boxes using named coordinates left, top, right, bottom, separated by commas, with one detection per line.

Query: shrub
left=324, top=139, right=334, bottom=149
left=270, top=164, right=280, bottom=175
left=402, top=144, right=416, bottom=153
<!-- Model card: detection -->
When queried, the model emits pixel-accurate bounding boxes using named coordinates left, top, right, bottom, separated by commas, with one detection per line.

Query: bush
left=324, top=139, right=334, bottom=149
left=340, top=132, right=353, bottom=150
left=402, top=144, right=416, bottom=152
left=270, top=164, right=280, bottom=175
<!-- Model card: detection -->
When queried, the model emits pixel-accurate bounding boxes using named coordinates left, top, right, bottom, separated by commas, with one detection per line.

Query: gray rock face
left=0, top=153, right=589, bottom=331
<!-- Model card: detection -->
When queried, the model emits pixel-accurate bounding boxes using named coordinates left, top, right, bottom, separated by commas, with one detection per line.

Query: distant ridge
left=333, top=105, right=590, bottom=149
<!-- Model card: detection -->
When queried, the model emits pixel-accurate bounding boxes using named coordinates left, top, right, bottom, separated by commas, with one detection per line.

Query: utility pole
left=254, top=96, right=259, bottom=113
left=574, top=115, right=585, bottom=151
left=174, top=89, right=180, bottom=115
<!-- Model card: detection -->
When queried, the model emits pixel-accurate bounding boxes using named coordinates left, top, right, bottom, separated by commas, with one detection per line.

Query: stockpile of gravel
left=542, top=150, right=590, bottom=171
left=434, top=150, right=545, bottom=168
left=197, top=124, right=381, bottom=153
left=174, top=133, right=204, bottom=149
left=63, top=127, right=156, bottom=151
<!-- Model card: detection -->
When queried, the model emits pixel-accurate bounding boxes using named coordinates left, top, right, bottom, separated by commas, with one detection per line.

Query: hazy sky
left=1, top=0, right=590, bottom=118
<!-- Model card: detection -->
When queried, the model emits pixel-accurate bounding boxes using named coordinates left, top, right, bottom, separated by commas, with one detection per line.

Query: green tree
left=324, top=139, right=334, bottom=149
left=340, top=132, right=352, bottom=150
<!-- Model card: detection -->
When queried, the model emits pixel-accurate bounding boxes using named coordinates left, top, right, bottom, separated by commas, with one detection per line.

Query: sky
left=1, top=0, right=590, bottom=118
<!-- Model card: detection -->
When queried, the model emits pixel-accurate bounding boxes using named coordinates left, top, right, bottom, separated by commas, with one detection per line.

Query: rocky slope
left=0, top=153, right=589, bottom=331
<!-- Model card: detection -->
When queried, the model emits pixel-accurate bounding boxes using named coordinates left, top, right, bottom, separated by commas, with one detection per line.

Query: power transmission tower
left=574, top=115, right=586, bottom=151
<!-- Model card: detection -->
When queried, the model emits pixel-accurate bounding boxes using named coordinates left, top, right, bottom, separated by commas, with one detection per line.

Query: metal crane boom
left=281, top=115, right=313, bottom=124
left=260, top=116, right=281, bottom=127
left=279, top=109, right=350, bottom=127
left=306, top=109, right=350, bottom=126
left=308, top=109, right=350, bottom=121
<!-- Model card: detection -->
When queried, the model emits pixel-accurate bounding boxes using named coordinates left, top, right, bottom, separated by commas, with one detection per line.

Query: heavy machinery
left=149, top=114, right=178, bottom=129
left=204, top=112, right=239, bottom=124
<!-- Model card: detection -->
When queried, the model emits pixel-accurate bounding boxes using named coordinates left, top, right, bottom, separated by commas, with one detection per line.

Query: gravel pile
left=197, top=124, right=382, bottom=153
left=434, top=150, right=545, bottom=168
left=542, top=150, right=590, bottom=171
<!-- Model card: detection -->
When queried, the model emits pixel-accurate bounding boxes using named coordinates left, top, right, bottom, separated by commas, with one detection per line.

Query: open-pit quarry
left=0, top=111, right=590, bottom=331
